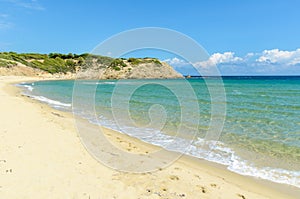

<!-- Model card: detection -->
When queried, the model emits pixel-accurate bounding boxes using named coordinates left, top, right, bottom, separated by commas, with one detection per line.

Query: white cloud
left=256, top=48, right=300, bottom=66
left=6, top=0, right=44, bottom=10
left=166, top=49, right=300, bottom=70
left=245, top=52, right=255, bottom=58
left=167, top=49, right=300, bottom=75
left=195, top=52, right=243, bottom=68
left=0, top=21, right=13, bottom=30
left=163, top=57, right=189, bottom=67
left=0, top=13, right=12, bottom=30
left=0, top=1, right=43, bottom=30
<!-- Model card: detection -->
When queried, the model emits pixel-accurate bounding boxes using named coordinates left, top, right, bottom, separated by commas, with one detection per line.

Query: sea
left=19, top=76, right=300, bottom=188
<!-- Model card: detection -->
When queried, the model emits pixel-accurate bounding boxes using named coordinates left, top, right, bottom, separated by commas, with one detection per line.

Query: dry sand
left=0, top=76, right=299, bottom=199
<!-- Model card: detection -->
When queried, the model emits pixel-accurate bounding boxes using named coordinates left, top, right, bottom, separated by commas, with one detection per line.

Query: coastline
left=0, top=76, right=299, bottom=198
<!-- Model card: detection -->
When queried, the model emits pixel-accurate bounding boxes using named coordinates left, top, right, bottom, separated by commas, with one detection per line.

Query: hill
left=0, top=52, right=182, bottom=79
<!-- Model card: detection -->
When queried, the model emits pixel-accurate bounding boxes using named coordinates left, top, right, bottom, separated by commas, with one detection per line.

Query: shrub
left=152, top=59, right=162, bottom=65
left=77, top=57, right=85, bottom=65
left=128, top=57, right=141, bottom=65
left=109, top=58, right=126, bottom=69
left=0, top=59, right=15, bottom=67
left=66, top=59, right=75, bottom=66
left=79, top=53, right=89, bottom=59
left=113, top=66, right=121, bottom=71
left=20, top=53, right=47, bottom=60
left=96, top=56, right=114, bottom=65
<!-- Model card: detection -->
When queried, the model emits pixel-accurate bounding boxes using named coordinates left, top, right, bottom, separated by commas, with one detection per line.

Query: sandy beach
left=0, top=76, right=299, bottom=199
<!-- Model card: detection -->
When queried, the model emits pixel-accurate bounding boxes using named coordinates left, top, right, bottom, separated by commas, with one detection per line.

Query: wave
left=191, top=138, right=300, bottom=188
left=32, top=95, right=71, bottom=107
left=18, top=83, right=71, bottom=108
left=23, top=85, right=34, bottom=91
left=80, top=113, right=300, bottom=188
left=29, top=95, right=71, bottom=108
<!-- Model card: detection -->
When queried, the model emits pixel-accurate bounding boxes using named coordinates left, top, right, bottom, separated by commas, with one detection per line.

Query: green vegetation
left=152, top=59, right=162, bottom=65
left=31, top=57, right=76, bottom=74
left=0, top=52, right=163, bottom=74
left=128, top=57, right=141, bottom=65
left=94, top=55, right=114, bottom=65
left=109, top=58, right=126, bottom=70
left=0, top=59, right=16, bottom=68
left=0, top=52, right=29, bottom=66
left=0, top=52, right=87, bottom=73
left=127, top=57, right=162, bottom=65
left=113, top=66, right=121, bottom=71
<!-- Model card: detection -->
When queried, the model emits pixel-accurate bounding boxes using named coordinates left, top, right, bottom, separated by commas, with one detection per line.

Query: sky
left=0, top=0, right=300, bottom=75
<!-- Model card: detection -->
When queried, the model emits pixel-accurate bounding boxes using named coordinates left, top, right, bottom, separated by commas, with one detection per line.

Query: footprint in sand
left=196, top=185, right=207, bottom=193
left=210, top=183, right=217, bottom=188
left=6, top=169, right=12, bottom=173
left=169, top=175, right=180, bottom=181
left=0, top=160, right=8, bottom=173
left=51, top=112, right=63, bottom=117
left=194, top=174, right=201, bottom=180
left=237, top=193, right=246, bottom=199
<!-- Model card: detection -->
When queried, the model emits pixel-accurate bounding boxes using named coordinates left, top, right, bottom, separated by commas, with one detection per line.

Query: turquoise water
left=19, top=77, right=300, bottom=187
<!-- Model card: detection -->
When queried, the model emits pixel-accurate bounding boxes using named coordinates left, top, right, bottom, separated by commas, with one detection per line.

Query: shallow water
left=19, top=76, right=300, bottom=188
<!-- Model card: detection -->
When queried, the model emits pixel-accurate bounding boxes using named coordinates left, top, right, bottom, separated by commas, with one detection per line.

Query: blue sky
left=1, top=0, right=300, bottom=75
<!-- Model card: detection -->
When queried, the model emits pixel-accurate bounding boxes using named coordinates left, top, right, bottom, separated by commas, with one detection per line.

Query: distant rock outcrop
left=77, top=57, right=183, bottom=79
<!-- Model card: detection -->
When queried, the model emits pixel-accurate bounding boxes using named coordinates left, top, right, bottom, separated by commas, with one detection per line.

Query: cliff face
left=76, top=58, right=183, bottom=79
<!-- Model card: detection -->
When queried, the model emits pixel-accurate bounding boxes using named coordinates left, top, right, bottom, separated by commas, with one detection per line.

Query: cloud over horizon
left=256, top=49, right=300, bottom=66
left=164, top=49, right=300, bottom=75
left=194, top=52, right=243, bottom=68
left=163, top=57, right=190, bottom=67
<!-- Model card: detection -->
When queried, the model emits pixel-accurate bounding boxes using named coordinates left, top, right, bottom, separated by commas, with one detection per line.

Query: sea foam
left=30, top=95, right=71, bottom=108
left=89, top=114, right=300, bottom=188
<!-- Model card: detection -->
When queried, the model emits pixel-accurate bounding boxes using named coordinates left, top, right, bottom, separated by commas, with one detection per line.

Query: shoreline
left=1, top=75, right=299, bottom=198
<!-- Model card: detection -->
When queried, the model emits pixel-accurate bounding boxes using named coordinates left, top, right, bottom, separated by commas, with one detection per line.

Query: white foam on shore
left=83, top=114, right=300, bottom=188
left=18, top=83, right=72, bottom=109
left=30, top=95, right=72, bottom=108
left=190, top=138, right=300, bottom=188
left=23, top=85, right=34, bottom=91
